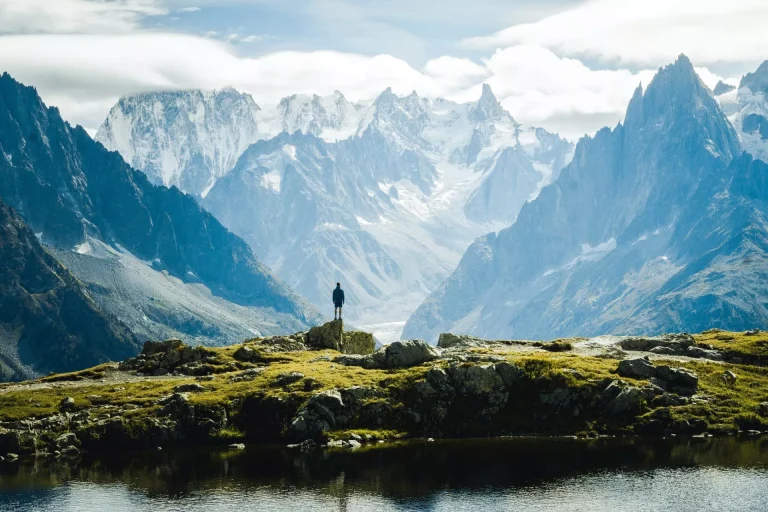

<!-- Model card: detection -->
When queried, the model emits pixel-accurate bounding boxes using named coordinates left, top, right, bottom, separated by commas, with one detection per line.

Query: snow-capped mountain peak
left=95, top=87, right=264, bottom=197
left=469, top=83, right=511, bottom=124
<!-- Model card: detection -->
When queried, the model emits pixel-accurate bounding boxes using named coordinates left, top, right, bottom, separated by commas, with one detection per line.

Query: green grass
left=3, top=332, right=767, bottom=437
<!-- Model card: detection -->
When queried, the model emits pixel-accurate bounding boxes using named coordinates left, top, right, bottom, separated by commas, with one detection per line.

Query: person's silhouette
left=333, top=283, right=345, bottom=320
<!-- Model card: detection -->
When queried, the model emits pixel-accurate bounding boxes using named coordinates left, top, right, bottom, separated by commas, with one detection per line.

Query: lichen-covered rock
left=437, top=333, right=489, bottom=349
left=654, top=366, right=698, bottom=395
left=272, top=372, right=305, bottom=387
left=233, top=346, right=258, bottom=362
left=342, top=331, right=375, bottom=355
left=617, top=357, right=657, bottom=379
left=173, top=383, right=205, bottom=393
left=142, top=339, right=184, bottom=355
left=306, top=320, right=344, bottom=351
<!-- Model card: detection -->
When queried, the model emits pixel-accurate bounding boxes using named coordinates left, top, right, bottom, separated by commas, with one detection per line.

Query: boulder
left=618, top=334, right=694, bottom=353
left=617, top=357, right=657, bottom=379
left=334, top=340, right=440, bottom=369
left=59, top=397, right=75, bottom=410
left=341, top=331, right=376, bottom=355
left=686, top=346, right=723, bottom=361
left=288, top=390, right=346, bottom=440
left=55, top=433, right=78, bottom=450
left=373, top=340, right=440, bottom=369
left=757, top=402, right=768, bottom=417
left=233, top=346, right=258, bottom=362
left=306, top=320, right=344, bottom=351
left=272, top=372, right=305, bottom=387
left=437, top=333, right=488, bottom=349
left=173, top=383, right=205, bottom=393
left=654, top=366, right=698, bottom=395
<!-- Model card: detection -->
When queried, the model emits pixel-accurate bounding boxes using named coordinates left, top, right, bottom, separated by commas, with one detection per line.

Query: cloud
left=461, top=0, right=768, bottom=68
left=0, top=12, right=734, bottom=141
left=178, top=6, right=201, bottom=12
left=0, top=0, right=167, bottom=34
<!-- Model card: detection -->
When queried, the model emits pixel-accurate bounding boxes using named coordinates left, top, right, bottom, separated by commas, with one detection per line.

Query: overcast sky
left=1, top=0, right=767, bottom=140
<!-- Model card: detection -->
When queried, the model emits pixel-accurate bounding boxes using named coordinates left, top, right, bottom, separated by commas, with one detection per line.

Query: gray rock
left=686, top=345, right=723, bottom=361
left=228, top=443, right=245, bottom=450
left=272, top=372, right=305, bottom=387
left=233, top=346, right=258, bottom=362
left=288, top=390, right=346, bottom=440
left=173, top=383, right=205, bottom=393
left=306, top=320, right=344, bottom=351
left=334, top=340, right=440, bottom=369
left=373, top=340, right=441, bottom=369
left=59, top=397, right=75, bottom=410
left=55, top=433, right=77, bottom=450
left=745, top=329, right=761, bottom=336
left=617, top=357, right=657, bottom=379
left=142, top=339, right=184, bottom=355
left=654, top=366, right=698, bottom=395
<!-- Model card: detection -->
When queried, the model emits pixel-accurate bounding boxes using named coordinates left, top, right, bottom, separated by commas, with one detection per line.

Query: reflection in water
left=0, top=437, right=767, bottom=511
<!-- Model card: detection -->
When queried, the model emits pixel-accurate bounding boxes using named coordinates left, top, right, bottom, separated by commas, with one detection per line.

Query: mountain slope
left=0, top=198, right=139, bottom=380
left=403, top=55, right=765, bottom=342
left=0, top=73, right=321, bottom=345
left=100, top=82, right=572, bottom=342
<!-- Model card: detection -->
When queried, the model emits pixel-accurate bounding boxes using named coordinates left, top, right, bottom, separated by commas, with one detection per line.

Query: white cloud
left=0, top=0, right=167, bottom=34
left=462, top=0, right=768, bottom=68
left=0, top=4, right=737, bottom=142
left=178, top=6, right=201, bottom=12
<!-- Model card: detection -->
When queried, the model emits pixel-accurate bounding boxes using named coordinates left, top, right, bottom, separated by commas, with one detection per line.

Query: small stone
left=228, top=443, right=246, bottom=450
left=272, top=372, right=304, bottom=387
left=721, top=370, right=737, bottom=387
left=156, top=447, right=163, bottom=451
left=59, top=397, right=75, bottom=410
left=345, top=440, right=362, bottom=449
left=173, top=383, right=205, bottom=393
left=427, top=438, right=435, bottom=442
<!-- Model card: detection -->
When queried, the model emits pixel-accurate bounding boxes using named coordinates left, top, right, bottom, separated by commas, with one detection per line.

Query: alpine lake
left=1, top=435, right=767, bottom=511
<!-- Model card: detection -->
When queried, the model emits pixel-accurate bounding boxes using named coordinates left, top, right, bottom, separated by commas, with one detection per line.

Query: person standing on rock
left=333, top=282, right=345, bottom=320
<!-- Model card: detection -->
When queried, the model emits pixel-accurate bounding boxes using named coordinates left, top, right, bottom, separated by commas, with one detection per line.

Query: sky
left=1, top=0, right=767, bottom=140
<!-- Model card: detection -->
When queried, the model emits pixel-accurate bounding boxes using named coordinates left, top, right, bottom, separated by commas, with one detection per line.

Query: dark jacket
left=332, top=287, right=345, bottom=305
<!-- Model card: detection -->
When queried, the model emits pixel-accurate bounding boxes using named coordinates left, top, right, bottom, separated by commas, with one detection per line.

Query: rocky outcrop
left=334, top=340, right=440, bottom=369
left=305, top=320, right=375, bottom=355
left=119, top=340, right=221, bottom=376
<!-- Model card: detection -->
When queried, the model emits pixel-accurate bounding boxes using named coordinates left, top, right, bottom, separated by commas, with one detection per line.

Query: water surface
left=1, top=436, right=767, bottom=511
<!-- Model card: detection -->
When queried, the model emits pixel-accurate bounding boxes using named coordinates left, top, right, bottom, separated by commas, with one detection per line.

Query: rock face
left=95, top=88, right=265, bottom=197
left=0, top=72, right=321, bottom=353
left=405, top=55, right=768, bottom=342
left=305, top=320, right=375, bottom=355
left=0, top=198, right=139, bottom=380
